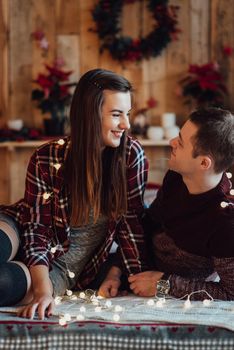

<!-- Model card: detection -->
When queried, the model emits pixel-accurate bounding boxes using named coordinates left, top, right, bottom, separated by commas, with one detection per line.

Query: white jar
left=164, top=126, right=180, bottom=140
left=7, top=119, right=23, bottom=131
left=147, top=126, right=164, bottom=141
left=161, top=113, right=176, bottom=128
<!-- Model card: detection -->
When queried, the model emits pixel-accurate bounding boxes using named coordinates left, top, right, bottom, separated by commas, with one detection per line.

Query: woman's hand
left=128, top=271, right=164, bottom=297
left=18, top=265, right=54, bottom=319
left=18, top=293, right=55, bottom=320
left=98, top=266, right=122, bottom=298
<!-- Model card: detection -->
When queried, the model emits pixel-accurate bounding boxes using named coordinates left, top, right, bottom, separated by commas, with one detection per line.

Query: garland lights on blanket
left=49, top=172, right=233, bottom=327
left=92, top=0, right=180, bottom=62
left=56, top=289, right=216, bottom=326
left=46, top=170, right=233, bottom=294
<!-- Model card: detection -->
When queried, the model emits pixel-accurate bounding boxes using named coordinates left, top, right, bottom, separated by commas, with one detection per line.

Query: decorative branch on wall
left=31, top=30, right=49, bottom=56
left=91, top=0, right=180, bottom=62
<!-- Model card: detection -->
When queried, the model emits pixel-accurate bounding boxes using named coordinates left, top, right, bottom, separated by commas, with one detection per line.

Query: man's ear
left=200, top=156, right=212, bottom=170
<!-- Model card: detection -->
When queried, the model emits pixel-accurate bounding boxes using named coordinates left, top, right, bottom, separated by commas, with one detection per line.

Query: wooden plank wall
left=0, top=0, right=9, bottom=127
left=0, top=0, right=233, bottom=204
left=211, top=0, right=234, bottom=111
left=0, top=0, right=233, bottom=130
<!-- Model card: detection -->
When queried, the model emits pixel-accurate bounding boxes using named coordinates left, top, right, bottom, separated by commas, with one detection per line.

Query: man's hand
left=18, top=293, right=55, bottom=320
left=128, top=271, right=164, bottom=297
left=98, top=266, right=122, bottom=298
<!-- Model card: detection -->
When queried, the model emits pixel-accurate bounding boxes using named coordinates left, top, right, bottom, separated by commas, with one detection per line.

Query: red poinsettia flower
left=147, top=97, right=158, bottom=109
left=223, top=46, right=233, bottom=57
left=31, top=30, right=45, bottom=41
left=179, top=62, right=228, bottom=108
left=45, top=64, right=72, bottom=81
left=32, top=61, right=76, bottom=118
left=35, top=74, right=54, bottom=89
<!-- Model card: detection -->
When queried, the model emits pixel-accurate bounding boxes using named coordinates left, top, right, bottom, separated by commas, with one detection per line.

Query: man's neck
left=182, top=172, right=223, bottom=195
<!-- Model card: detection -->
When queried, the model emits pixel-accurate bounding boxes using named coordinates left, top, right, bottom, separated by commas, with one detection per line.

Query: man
left=129, top=107, right=234, bottom=300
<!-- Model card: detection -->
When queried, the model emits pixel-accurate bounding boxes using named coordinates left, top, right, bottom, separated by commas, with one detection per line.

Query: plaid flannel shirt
left=1, top=136, right=148, bottom=288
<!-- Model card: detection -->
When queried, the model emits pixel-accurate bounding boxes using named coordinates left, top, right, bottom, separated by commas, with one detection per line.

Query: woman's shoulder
left=126, top=135, right=144, bottom=154
left=37, top=136, right=70, bottom=152
left=125, top=135, right=146, bottom=165
left=32, top=137, right=70, bottom=161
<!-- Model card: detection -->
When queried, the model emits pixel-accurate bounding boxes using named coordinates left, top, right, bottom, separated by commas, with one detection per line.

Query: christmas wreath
left=92, top=0, right=180, bottom=62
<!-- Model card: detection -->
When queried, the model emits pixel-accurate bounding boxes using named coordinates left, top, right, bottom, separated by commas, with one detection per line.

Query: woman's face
left=101, top=90, right=131, bottom=148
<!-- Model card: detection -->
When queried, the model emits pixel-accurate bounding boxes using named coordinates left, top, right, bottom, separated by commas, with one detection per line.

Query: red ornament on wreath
left=92, top=0, right=180, bottom=62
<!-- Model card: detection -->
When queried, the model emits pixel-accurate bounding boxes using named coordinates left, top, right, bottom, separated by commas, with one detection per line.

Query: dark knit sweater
left=145, top=170, right=234, bottom=300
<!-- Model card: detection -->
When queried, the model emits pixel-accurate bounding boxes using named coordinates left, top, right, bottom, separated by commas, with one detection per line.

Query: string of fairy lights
left=55, top=288, right=216, bottom=326
left=40, top=142, right=234, bottom=326
left=221, top=172, right=234, bottom=207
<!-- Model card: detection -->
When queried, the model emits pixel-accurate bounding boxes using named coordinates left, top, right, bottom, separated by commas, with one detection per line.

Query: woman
left=0, top=69, right=148, bottom=319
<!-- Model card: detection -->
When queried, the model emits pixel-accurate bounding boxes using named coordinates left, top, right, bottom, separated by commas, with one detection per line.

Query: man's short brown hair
left=189, top=107, right=234, bottom=173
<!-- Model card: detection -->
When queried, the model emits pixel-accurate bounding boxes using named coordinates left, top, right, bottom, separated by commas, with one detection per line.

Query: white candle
left=161, top=113, right=176, bottom=128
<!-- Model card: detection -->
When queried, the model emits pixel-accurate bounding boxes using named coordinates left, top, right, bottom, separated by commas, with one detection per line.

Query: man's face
left=168, top=120, right=200, bottom=175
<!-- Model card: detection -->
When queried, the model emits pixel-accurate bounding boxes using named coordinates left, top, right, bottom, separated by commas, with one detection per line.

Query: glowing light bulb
left=184, top=299, right=191, bottom=309
left=156, top=299, right=164, bottom=308
left=59, top=317, right=67, bottom=326
left=80, top=306, right=86, bottom=313
left=50, top=247, right=57, bottom=254
left=95, top=306, right=102, bottom=312
left=53, top=163, right=61, bottom=170
left=105, top=300, right=112, bottom=308
left=147, top=299, right=155, bottom=306
left=64, top=313, right=71, bottom=321
left=203, top=299, right=211, bottom=307
left=114, top=305, right=123, bottom=312
left=220, top=201, right=228, bottom=208
left=66, top=289, right=73, bottom=296
left=54, top=296, right=62, bottom=305
left=58, top=139, right=65, bottom=145
left=113, top=314, right=120, bottom=322
left=67, top=270, right=75, bottom=278
left=79, top=292, right=86, bottom=299
left=43, top=192, right=51, bottom=200
left=76, top=314, right=85, bottom=321
left=230, top=189, right=234, bottom=196
left=226, top=172, right=232, bottom=179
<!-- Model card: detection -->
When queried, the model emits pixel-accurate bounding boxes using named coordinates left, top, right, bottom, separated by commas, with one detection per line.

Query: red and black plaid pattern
left=1, top=136, right=148, bottom=288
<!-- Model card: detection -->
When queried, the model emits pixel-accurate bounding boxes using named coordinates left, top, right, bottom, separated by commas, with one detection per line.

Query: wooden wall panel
left=5, top=0, right=234, bottom=127
left=165, top=0, right=190, bottom=123
left=211, top=0, right=234, bottom=111
left=55, top=0, right=80, bottom=35
left=0, top=0, right=8, bottom=127
left=31, top=0, right=56, bottom=128
left=0, top=0, right=234, bottom=203
left=8, top=147, right=34, bottom=203
left=189, top=0, right=210, bottom=64
left=79, top=1, right=100, bottom=74
left=57, top=35, right=80, bottom=84
left=0, top=148, right=10, bottom=203
left=9, top=0, right=32, bottom=124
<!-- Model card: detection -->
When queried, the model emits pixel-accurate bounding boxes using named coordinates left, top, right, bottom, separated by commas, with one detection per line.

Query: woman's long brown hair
left=64, top=69, right=132, bottom=226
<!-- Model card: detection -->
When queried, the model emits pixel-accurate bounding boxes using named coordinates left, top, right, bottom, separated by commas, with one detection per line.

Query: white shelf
left=0, top=138, right=170, bottom=149
left=0, top=140, right=50, bottom=148
left=137, top=139, right=170, bottom=146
